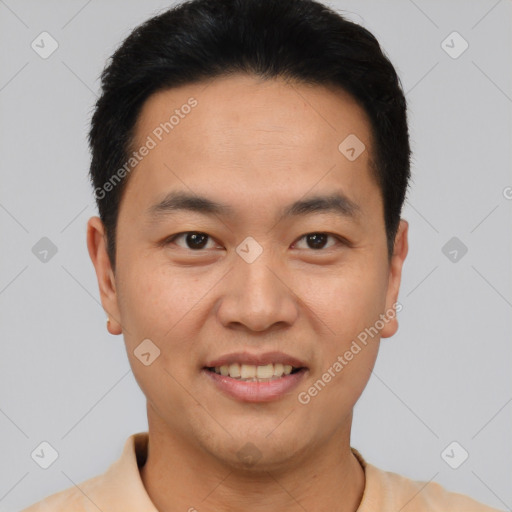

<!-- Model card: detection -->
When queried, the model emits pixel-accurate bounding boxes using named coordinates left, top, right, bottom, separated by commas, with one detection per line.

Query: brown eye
left=294, top=233, right=339, bottom=250
left=306, top=233, right=328, bottom=249
left=169, top=232, right=215, bottom=250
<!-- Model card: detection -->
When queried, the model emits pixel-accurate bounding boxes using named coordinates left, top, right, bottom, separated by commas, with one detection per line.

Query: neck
left=140, top=411, right=365, bottom=512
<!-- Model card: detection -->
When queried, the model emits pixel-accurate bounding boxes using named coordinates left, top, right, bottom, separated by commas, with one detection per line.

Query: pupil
left=187, top=232, right=208, bottom=249
left=307, top=233, right=327, bottom=249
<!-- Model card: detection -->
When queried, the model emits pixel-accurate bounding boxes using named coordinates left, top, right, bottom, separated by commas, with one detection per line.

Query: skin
left=87, top=73, right=408, bottom=512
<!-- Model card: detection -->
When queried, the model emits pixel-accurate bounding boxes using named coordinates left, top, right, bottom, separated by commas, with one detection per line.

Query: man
left=21, top=0, right=502, bottom=510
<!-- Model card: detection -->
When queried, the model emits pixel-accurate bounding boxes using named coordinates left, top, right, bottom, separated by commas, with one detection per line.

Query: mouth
left=202, top=353, right=308, bottom=402
left=205, top=363, right=304, bottom=382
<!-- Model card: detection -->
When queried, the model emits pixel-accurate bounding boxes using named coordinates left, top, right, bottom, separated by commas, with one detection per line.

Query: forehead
left=134, top=73, right=372, bottom=156
left=121, top=73, right=379, bottom=225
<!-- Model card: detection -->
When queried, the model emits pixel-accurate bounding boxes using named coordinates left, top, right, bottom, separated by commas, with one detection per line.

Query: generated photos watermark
left=94, top=97, right=198, bottom=200
left=298, top=301, right=403, bottom=405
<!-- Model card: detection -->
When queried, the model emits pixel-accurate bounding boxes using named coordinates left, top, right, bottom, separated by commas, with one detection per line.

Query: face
left=87, top=73, right=408, bottom=470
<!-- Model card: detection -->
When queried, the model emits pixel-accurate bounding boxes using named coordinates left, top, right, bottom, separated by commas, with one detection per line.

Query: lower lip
left=203, top=368, right=307, bottom=403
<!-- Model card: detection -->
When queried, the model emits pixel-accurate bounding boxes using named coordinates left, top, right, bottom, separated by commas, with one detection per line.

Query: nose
left=216, top=249, right=299, bottom=333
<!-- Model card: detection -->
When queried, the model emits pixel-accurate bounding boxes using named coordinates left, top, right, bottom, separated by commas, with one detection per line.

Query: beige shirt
left=21, top=432, right=503, bottom=512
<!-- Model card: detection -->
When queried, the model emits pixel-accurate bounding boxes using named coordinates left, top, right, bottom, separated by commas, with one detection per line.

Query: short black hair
left=88, top=0, right=411, bottom=270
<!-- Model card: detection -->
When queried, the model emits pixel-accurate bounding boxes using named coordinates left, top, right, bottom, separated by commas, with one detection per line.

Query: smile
left=203, top=365, right=308, bottom=402
left=206, top=362, right=302, bottom=381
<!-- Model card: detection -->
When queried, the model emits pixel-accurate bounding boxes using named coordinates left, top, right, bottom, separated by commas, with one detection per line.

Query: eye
left=166, top=231, right=219, bottom=250
left=163, top=231, right=346, bottom=252
left=293, top=232, right=343, bottom=250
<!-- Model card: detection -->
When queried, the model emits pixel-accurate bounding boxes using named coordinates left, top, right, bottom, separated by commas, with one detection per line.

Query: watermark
left=297, top=301, right=402, bottom=405
left=134, top=338, right=161, bottom=366
left=236, top=236, right=263, bottom=263
left=31, top=441, right=59, bottom=469
left=441, top=236, right=468, bottom=263
left=94, top=97, right=198, bottom=200
left=441, top=441, right=469, bottom=469
left=32, top=236, right=58, bottom=263
left=441, top=31, right=469, bottom=60
left=503, top=186, right=512, bottom=200
left=31, top=31, right=59, bottom=59
left=338, top=133, right=366, bottom=161
left=237, top=442, right=263, bottom=467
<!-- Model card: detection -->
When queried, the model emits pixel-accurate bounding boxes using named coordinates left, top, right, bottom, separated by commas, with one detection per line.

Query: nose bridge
left=217, top=241, right=298, bottom=331
left=238, top=251, right=279, bottom=303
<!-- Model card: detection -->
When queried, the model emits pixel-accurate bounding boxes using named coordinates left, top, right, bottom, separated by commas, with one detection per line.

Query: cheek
left=117, top=259, right=209, bottom=339
left=114, top=264, right=203, bottom=390
left=297, top=260, right=388, bottom=338
left=296, top=267, right=384, bottom=416
left=115, top=263, right=204, bottom=413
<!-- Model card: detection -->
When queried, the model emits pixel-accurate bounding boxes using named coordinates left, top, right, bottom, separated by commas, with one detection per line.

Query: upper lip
left=204, top=351, right=307, bottom=369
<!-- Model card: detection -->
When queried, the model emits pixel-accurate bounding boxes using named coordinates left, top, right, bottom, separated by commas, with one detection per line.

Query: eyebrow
left=145, top=190, right=361, bottom=224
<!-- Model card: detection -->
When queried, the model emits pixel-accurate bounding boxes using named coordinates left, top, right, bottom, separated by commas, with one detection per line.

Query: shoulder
left=377, top=466, right=502, bottom=511
left=19, top=474, right=104, bottom=512
left=19, top=433, right=151, bottom=512
left=352, top=448, right=503, bottom=512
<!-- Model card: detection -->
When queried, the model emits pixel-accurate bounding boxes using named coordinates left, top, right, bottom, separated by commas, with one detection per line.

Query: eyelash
left=163, top=231, right=348, bottom=251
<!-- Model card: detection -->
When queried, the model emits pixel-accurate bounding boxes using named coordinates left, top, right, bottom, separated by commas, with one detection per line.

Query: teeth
left=256, top=364, right=274, bottom=379
left=240, top=364, right=256, bottom=379
left=212, top=363, right=299, bottom=380
left=228, top=363, right=241, bottom=378
left=273, top=363, right=284, bottom=376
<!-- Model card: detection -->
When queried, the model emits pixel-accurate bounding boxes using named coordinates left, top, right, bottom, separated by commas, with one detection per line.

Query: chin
left=200, top=429, right=310, bottom=473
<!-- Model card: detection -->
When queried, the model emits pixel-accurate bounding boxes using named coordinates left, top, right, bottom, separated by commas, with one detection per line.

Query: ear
left=86, top=216, right=123, bottom=335
left=380, top=219, right=409, bottom=339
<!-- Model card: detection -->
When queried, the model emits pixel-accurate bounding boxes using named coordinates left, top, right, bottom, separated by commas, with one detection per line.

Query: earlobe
left=381, top=219, right=409, bottom=339
left=86, top=216, right=123, bottom=335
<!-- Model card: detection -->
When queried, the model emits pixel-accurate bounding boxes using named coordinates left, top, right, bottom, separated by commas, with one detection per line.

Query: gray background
left=1, top=0, right=511, bottom=510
